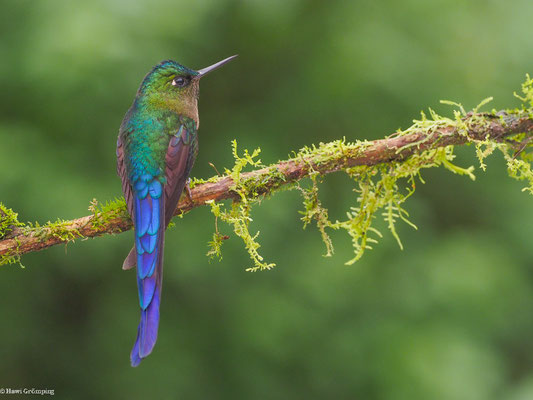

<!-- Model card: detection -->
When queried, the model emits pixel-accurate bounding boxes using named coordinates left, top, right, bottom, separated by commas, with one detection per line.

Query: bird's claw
left=185, top=178, right=193, bottom=204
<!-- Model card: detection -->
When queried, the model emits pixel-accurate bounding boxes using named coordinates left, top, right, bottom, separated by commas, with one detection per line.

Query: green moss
left=298, top=172, right=334, bottom=257
left=23, top=218, right=83, bottom=244
left=0, top=206, right=26, bottom=267
left=514, top=73, right=533, bottom=108
left=206, top=232, right=225, bottom=261
left=240, top=166, right=287, bottom=197
left=4, top=77, right=533, bottom=270
left=46, top=219, right=82, bottom=242
left=203, top=78, right=533, bottom=268
left=0, top=252, right=22, bottom=267
left=291, top=105, right=483, bottom=263
left=205, top=141, right=275, bottom=271
left=502, top=147, right=533, bottom=193
left=206, top=200, right=224, bottom=261
left=88, top=197, right=129, bottom=230
left=295, top=138, right=370, bottom=167
left=0, top=236, right=25, bottom=268
left=0, top=203, right=24, bottom=239
left=287, top=82, right=531, bottom=264
left=190, top=175, right=222, bottom=188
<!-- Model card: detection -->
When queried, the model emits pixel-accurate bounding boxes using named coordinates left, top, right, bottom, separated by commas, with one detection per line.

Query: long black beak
left=196, top=55, right=238, bottom=78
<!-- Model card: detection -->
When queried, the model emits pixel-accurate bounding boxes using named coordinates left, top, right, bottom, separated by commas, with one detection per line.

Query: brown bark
left=1, top=110, right=532, bottom=261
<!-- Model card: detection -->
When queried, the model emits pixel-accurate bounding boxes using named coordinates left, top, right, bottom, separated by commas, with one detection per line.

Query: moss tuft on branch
left=2, top=76, right=533, bottom=269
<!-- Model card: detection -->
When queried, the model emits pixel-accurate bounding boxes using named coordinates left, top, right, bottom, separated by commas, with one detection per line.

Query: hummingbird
left=116, top=55, right=237, bottom=367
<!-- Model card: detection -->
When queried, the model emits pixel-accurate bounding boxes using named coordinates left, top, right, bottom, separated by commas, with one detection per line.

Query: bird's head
left=136, top=55, right=237, bottom=123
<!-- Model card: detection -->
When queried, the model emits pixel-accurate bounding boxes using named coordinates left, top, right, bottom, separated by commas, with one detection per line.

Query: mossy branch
left=2, top=79, right=533, bottom=268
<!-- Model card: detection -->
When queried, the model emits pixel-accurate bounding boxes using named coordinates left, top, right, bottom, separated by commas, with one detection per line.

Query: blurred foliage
left=2, top=0, right=533, bottom=398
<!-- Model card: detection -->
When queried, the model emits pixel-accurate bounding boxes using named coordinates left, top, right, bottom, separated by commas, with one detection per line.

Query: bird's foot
left=185, top=178, right=194, bottom=204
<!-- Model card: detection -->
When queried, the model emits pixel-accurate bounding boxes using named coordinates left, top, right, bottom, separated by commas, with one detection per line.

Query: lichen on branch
left=2, top=76, right=533, bottom=268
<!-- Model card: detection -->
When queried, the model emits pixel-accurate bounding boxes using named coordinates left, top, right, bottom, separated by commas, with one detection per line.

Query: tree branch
left=1, top=109, right=532, bottom=262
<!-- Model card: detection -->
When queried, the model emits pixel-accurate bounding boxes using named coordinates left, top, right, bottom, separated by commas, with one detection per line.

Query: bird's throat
left=141, top=93, right=199, bottom=128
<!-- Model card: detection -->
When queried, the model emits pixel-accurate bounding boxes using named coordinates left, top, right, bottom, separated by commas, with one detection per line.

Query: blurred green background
left=2, top=0, right=533, bottom=398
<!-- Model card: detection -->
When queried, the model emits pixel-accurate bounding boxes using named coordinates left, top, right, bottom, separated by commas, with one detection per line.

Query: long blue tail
left=130, top=177, right=165, bottom=367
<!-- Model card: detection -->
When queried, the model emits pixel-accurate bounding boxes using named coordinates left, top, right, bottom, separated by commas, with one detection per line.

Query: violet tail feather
left=130, top=180, right=165, bottom=367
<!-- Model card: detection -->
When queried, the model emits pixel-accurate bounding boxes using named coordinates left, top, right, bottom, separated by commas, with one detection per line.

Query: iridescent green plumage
left=116, top=55, right=236, bottom=367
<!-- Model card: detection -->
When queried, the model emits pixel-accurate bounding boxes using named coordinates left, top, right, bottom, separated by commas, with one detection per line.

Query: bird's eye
left=172, top=76, right=189, bottom=87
